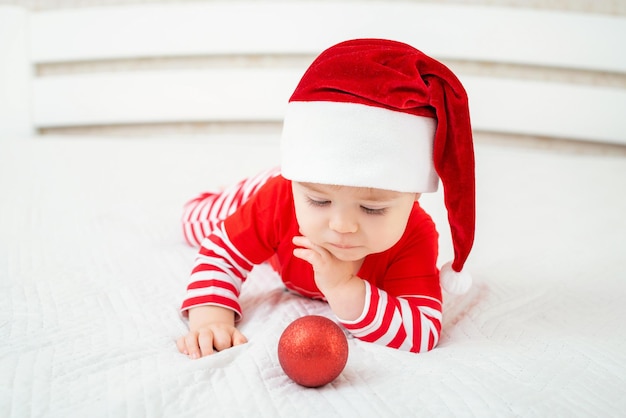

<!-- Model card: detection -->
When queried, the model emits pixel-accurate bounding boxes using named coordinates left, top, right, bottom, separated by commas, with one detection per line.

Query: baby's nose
left=329, top=212, right=358, bottom=234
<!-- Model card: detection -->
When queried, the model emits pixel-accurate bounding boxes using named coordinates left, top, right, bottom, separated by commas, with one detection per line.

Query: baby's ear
left=414, top=193, right=422, bottom=201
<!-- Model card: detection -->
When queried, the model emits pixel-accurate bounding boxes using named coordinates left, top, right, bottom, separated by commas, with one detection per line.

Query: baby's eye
left=361, top=206, right=387, bottom=215
left=306, top=197, right=330, bottom=207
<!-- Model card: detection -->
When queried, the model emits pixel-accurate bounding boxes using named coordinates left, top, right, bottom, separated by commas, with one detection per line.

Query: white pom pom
left=440, top=261, right=472, bottom=294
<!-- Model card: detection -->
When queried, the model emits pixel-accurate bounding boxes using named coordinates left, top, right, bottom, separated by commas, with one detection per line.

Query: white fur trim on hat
left=281, top=101, right=439, bottom=193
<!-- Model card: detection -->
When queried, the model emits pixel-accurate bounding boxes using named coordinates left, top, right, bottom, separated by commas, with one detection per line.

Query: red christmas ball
left=277, top=315, right=349, bottom=387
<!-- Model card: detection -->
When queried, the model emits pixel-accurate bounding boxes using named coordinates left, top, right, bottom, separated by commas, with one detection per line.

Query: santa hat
left=280, top=39, right=475, bottom=294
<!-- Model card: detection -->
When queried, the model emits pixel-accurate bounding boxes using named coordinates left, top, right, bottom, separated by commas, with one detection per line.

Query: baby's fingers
left=180, top=330, right=213, bottom=359
left=197, top=331, right=216, bottom=357
left=212, top=328, right=248, bottom=351
left=232, top=329, right=248, bottom=347
left=293, top=246, right=314, bottom=263
left=178, top=325, right=247, bottom=359
left=176, top=336, right=189, bottom=355
left=291, top=235, right=313, bottom=248
left=211, top=328, right=233, bottom=352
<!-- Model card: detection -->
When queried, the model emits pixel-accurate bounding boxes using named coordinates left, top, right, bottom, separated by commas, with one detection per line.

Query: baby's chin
left=321, top=245, right=370, bottom=262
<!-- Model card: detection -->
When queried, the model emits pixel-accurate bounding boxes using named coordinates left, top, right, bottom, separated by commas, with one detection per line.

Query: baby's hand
left=292, top=235, right=366, bottom=321
left=292, top=235, right=357, bottom=293
left=177, top=305, right=247, bottom=359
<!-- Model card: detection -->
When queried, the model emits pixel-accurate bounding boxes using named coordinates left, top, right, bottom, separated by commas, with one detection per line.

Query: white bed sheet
left=1, top=135, right=625, bottom=417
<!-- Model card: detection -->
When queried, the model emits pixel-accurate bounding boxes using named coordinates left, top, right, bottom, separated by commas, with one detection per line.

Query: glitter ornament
left=277, top=315, right=349, bottom=387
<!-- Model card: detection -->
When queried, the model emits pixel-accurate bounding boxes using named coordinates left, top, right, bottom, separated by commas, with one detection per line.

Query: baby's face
left=291, top=181, right=418, bottom=262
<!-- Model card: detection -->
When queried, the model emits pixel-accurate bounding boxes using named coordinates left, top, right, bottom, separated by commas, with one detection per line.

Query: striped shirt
left=181, top=169, right=442, bottom=353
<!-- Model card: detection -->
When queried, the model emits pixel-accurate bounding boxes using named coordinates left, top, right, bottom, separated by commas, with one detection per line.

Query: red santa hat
left=281, top=38, right=475, bottom=294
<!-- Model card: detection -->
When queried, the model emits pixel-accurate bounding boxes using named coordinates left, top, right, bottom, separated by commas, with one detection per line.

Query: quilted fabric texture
left=1, top=135, right=625, bottom=417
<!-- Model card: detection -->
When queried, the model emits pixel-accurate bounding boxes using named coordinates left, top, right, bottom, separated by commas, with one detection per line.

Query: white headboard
left=2, top=2, right=625, bottom=145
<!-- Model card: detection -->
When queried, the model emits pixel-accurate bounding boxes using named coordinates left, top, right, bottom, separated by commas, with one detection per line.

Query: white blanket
left=1, top=135, right=625, bottom=417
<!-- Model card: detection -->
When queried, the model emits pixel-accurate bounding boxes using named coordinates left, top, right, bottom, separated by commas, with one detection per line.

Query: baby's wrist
left=319, top=274, right=361, bottom=300
left=188, top=305, right=235, bottom=329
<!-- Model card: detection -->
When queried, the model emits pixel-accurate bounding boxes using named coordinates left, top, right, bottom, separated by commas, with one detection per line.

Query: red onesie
left=180, top=168, right=443, bottom=353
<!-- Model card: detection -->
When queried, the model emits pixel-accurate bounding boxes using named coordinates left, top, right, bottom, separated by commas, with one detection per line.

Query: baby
left=176, top=38, right=475, bottom=359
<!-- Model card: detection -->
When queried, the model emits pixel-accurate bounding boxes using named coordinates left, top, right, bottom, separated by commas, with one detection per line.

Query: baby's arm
left=179, top=173, right=286, bottom=359
left=179, top=222, right=253, bottom=358
left=176, top=305, right=247, bottom=358
left=292, top=235, right=441, bottom=353
left=340, top=284, right=441, bottom=353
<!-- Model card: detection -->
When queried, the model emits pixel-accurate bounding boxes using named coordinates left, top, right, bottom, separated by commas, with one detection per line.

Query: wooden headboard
left=2, top=2, right=625, bottom=145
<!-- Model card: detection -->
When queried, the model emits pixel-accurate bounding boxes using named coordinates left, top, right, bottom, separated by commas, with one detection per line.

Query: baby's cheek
left=372, top=226, right=406, bottom=253
left=295, top=214, right=322, bottom=242
left=293, top=206, right=314, bottom=236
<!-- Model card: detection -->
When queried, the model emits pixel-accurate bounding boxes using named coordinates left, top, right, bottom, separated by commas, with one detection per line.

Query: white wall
left=2, top=1, right=624, bottom=145
left=0, top=6, right=33, bottom=139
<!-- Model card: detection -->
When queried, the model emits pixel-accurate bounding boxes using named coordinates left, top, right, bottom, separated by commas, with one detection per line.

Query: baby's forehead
left=299, top=182, right=402, bottom=201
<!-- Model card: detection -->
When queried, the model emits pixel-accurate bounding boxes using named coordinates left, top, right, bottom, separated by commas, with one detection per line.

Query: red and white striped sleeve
left=180, top=221, right=255, bottom=319
left=338, top=281, right=442, bottom=353
left=181, top=167, right=281, bottom=247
